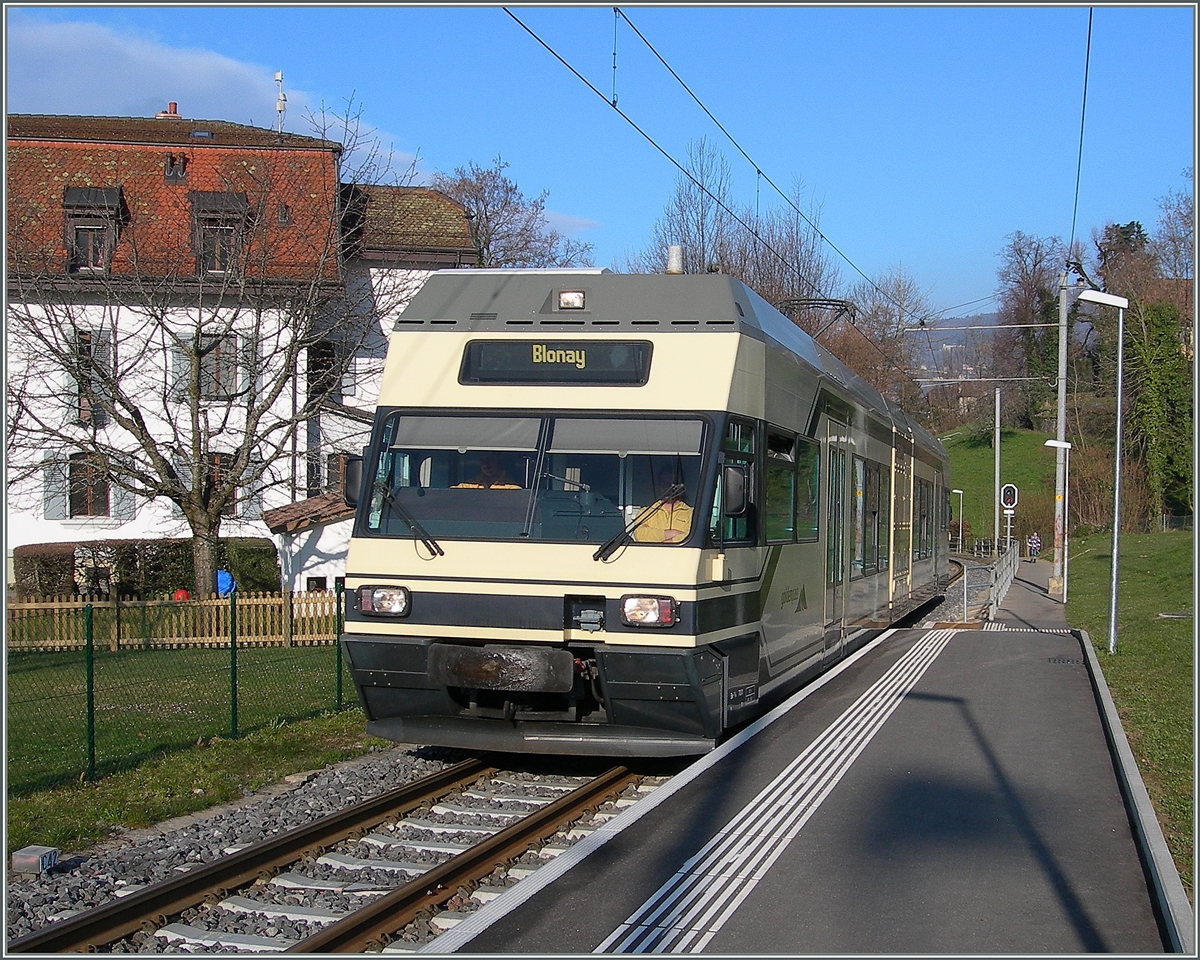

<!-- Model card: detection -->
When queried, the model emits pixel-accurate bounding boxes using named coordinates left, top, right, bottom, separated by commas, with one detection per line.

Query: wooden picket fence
left=6, top=591, right=339, bottom=652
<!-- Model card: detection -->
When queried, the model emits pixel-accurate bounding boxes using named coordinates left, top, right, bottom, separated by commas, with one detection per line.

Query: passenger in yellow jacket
left=634, top=466, right=693, bottom=543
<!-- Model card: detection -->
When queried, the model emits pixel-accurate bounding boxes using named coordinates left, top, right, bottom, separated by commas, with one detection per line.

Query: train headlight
left=359, top=585, right=411, bottom=616
left=620, top=595, right=677, bottom=627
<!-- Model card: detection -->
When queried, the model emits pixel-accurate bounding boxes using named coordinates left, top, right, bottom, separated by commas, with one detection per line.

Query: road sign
left=1004, top=508, right=1015, bottom=517
left=1000, top=483, right=1018, bottom=509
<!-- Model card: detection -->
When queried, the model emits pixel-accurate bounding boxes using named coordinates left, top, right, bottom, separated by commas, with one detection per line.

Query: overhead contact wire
left=1068, top=8, right=1094, bottom=263
left=615, top=7, right=886, bottom=302
left=502, top=7, right=821, bottom=300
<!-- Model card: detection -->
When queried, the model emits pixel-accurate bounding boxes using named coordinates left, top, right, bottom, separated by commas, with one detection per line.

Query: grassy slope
left=942, top=427, right=1059, bottom=545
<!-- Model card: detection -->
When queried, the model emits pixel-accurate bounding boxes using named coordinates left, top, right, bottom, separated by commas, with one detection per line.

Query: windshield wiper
left=592, top=484, right=685, bottom=562
left=374, top=482, right=445, bottom=557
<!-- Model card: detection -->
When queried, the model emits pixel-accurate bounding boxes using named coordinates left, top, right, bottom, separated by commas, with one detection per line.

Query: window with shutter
left=69, top=453, right=110, bottom=517
left=74, top=329, right=112, bottom=426
left=209, top=452, right=237, bottom=518
left=307, top=340, right=341, bottom=400
left=199, top=334, right=239, bottom=400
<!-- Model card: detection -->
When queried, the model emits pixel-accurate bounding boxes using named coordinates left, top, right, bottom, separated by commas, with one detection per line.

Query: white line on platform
left=595, top=630, right=957, bottom=953
left=422, top=627, right=906, bottom=954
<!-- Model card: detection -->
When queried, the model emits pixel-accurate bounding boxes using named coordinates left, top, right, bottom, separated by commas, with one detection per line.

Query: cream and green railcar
left=340, top=269, right=950, bottom=756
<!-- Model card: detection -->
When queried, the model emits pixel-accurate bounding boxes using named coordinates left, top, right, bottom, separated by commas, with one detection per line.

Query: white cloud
left=5, top=12, right=303, bottom=127
left=544, top=210, right=600, bottom=236
left=5, top=12, right=424, bottom=177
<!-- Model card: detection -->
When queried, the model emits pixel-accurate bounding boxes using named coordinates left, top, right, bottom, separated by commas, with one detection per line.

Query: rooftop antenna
left=274, top=71, right=287, bottom=134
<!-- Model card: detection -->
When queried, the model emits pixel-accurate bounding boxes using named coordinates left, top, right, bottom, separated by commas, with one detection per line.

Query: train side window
left=852, top=456, right=866, bottom=576
left=795, top=437, right=820, bottom=541
left=864, top=460, right=879, bottom=573
left=764, top=430, right=796, bottom=543
left=710, top=417, right=757, bottom=545
left=877, top=463, right=890, bottom=570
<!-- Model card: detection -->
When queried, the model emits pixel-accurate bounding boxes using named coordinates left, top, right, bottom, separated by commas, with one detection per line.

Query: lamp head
left=1077, top=289, right=1129, bottom=310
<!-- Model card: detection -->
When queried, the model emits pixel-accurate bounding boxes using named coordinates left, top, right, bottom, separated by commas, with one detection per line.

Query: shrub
left=12, top=538, right=281, bottom=599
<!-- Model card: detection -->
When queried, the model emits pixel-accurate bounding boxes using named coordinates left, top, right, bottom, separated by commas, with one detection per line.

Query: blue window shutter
left=111, top=478, right=136, bottom=521
left=43, top=451, right=69, bottom=520
left=169, top=455, right=190, bottom=518
left=242, top=458, right=264, bottom=520
left=93, top=328, right=113, bottom=427
left=239, top=334, right=262, bottom=401
left=169, top=342, right=191, bottom=402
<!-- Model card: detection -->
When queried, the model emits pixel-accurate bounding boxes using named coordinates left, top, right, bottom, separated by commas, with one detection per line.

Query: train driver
left=633, top=464, right=693, bottom=543
left=453, top=451, right=522, bottom=489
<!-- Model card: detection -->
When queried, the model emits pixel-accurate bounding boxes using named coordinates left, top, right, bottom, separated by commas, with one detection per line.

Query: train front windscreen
left=362, top=411, right=709, bottom=546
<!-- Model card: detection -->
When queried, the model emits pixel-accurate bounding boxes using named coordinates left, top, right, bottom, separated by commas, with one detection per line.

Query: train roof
left=396, top=269, right=945, bottom=460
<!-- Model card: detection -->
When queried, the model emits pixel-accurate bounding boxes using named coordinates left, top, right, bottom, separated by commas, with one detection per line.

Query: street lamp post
left=1044, top=440, right=1072, bottom=604
left=1077, top=289, right=1129, bottom=654
left=952, top=488, right=965, bottom=554
left=952, top=488, right=966, bottom=620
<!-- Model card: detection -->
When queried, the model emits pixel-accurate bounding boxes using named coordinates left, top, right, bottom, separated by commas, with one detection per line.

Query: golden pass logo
left=531, top=344, right=586, bottom=369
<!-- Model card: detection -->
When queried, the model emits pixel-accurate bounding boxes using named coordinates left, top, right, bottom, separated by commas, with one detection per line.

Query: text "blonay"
left=532, top=344, right=586, bottom=369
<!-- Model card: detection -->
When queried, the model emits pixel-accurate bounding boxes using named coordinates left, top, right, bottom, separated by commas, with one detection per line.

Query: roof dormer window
left=190, top=191, right=250, bottom=277
left=63, top=186, right=124, bottom=275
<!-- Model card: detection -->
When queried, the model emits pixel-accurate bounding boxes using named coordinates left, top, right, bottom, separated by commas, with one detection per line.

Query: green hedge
left=12, top=538, right=280, bottom=599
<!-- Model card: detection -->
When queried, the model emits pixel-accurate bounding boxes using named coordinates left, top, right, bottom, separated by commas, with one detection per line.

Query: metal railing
left=986, top=543, right=1020, bottom=620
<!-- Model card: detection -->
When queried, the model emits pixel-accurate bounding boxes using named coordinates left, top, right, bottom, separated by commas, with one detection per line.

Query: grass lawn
left=7, top=644, right=345, bottom=794
left=6, top=707, right=391, bottom=856
left=1066, top=530, right=1194, bottom=901
left=942, top=427, right=1059, bottom=545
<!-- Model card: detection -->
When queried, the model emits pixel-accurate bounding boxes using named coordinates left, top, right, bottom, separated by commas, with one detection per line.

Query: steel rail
left=7, top=757, right=493, bottom=954
left=287, top=764, right=639, bottom=953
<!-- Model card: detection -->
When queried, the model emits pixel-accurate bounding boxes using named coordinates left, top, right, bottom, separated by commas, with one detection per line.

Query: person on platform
left=633, top=465, right=693, bottom=543
left=453, top=451, right=521, bottom=489
left=1027, top=531, right=1041, bottom=562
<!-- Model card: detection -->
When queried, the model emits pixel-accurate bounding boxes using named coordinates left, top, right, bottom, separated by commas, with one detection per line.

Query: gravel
left=6, top=744, right=456, bottom=944
left=918, top=557, right=997, bottom=625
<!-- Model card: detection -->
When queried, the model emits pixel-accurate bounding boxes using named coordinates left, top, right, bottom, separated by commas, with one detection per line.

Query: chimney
left=666, top=245, right=684, bottom=275
left=155, top=102, right=182, bottom=119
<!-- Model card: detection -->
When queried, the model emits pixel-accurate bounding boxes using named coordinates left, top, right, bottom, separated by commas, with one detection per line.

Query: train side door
left=824, top=420, right=849, bottom=648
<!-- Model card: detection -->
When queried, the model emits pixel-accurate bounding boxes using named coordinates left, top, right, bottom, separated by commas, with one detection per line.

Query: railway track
left=9, top=759, right=648, bottom=953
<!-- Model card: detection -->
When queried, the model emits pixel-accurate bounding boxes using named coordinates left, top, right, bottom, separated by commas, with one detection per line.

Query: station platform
left=427, top=566, right=1192, bottom=955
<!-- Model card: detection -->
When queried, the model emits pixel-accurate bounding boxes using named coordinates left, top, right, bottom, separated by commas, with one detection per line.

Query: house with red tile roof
left=5, top=105, right=476, bottom=593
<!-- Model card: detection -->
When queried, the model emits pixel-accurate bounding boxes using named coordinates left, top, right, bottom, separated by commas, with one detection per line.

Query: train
left=338, top=267, right=950, bottom=756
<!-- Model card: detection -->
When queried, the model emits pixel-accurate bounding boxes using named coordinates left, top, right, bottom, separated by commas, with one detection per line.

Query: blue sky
left=6, top=5, right=1195, bottom=317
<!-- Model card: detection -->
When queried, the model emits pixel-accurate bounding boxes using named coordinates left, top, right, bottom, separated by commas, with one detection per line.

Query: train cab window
left=363, top=411, right=706, bottom=545
left=764, top=430, right=796, bottom=543
left=795, top=437, right=820, bottom=541
left=710, top=417, right=757, bottom=545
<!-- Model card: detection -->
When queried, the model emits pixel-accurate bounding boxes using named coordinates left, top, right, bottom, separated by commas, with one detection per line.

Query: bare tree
left=430, top=157, right=593, bottom=268
left=993, top=231, right=1066, bottom=428
left=635, top=137, right=738, bottom=276
left=1152, top=167, right=1195, bottom=283
left=6, top=100, right=428, bottom=596
left=830, top=265, right=931, bottom=409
